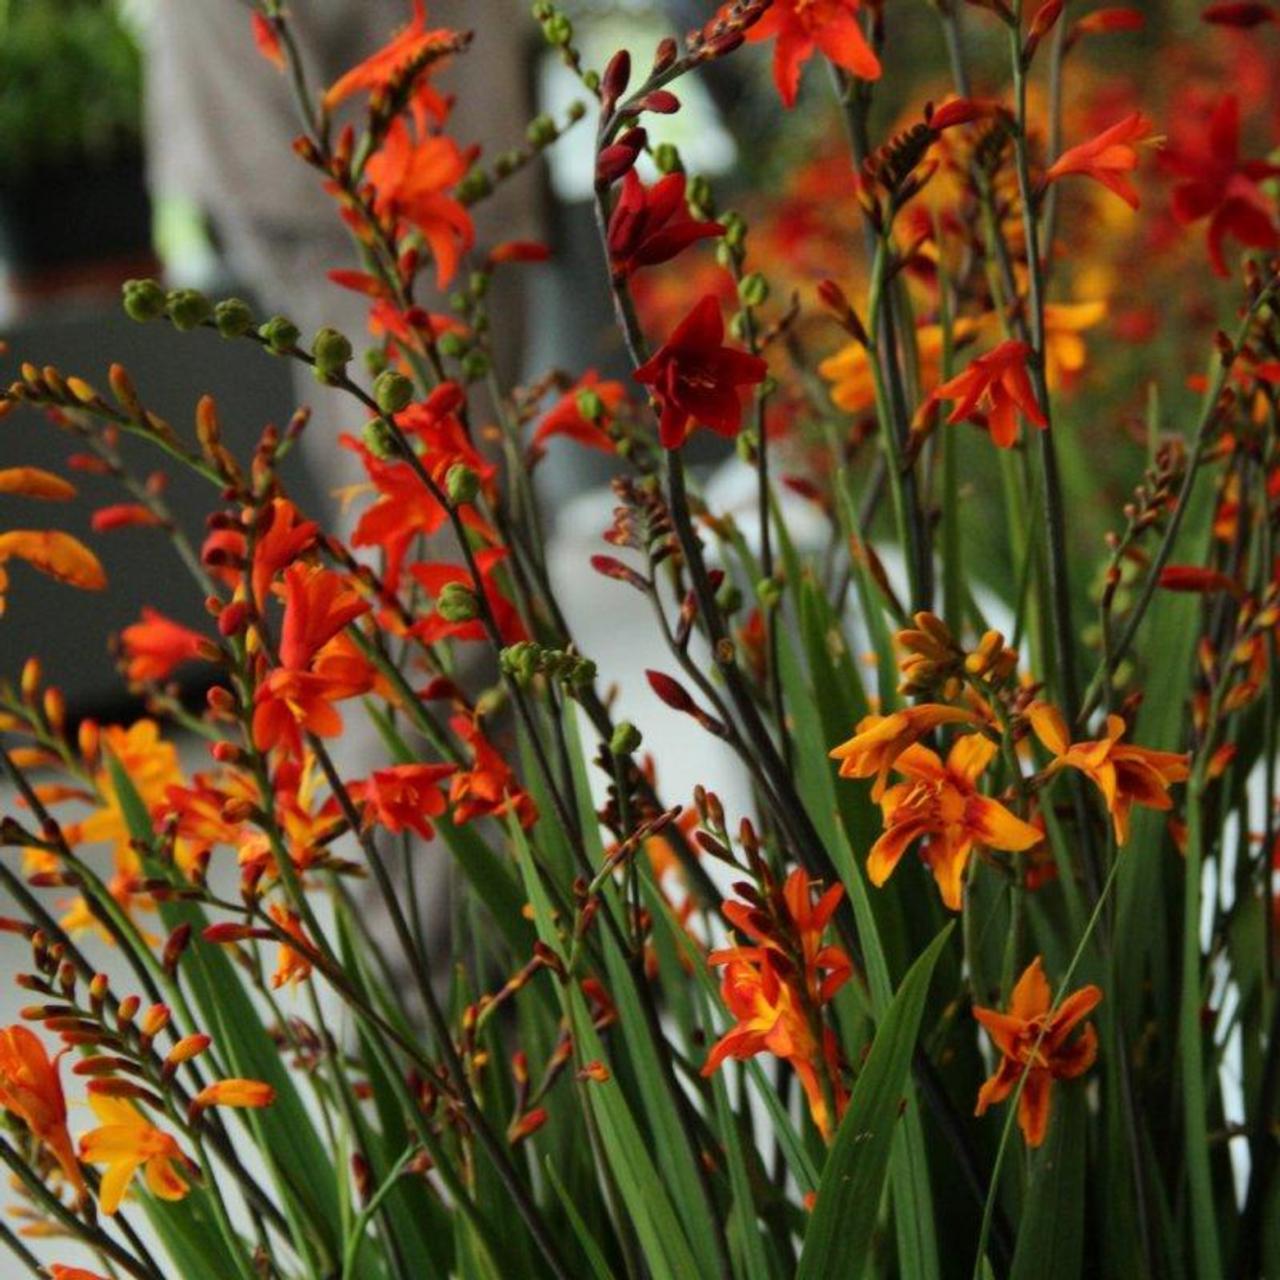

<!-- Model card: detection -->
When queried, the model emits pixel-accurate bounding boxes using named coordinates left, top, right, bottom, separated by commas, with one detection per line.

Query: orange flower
left=533, top=372, right=628, bottom=453
left=366, top=119, right=474, bottom=288
left=78, top=1094, right=193, bottom=1214
left=1044, top=112, right=1156, bottom=210
left=1027, top=703, right=1189, bottom=844
left=830, top=704, right=975, bottom=800
left=276, top=563, right=369, bottom=672
left=0, top=1025, right=86, bottom=1200
left=870, top=735, right=1042, bottom=909
left=190, top=1079, right=276, bottom=1111
left=267, top=904, right=314, bottom=989
left=932, top=340, right=1047, bottom=449
left=120, top=608, right=216, bottom=683
left=744, top=0, right=881, bottom=108
left=50, top=1267, right=110, bottom=1280
left=702, top=952, right=845, bottom=1137
left=0, top=529, right=106, bottom=615
left=323, top=0, right=454, bottom=120
left=973, top=956, right=1101, bottom=1147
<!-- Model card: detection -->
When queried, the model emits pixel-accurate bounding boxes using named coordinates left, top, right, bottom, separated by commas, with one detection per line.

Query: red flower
left=607, top=171, right=724, bottom=278
left=1043, top=112, right=1155, bottom=210
left=744, top=0, right=881, bottom=109
left=1161, top=95, right=1280, bottom=276
left=351, top=763, right=457, bottom=840
left=251, top=498, right=320, bottom=606
left=365, top=119, right=475, bottom=288
left=532, top=372, right=627, bottom=453
left=91, top=503, right=162, bottom=533
left=932, top=340, right=1047, bottom=449
left=634, top=295, right=768, bottom=449
left=120, top=608, right=214, bottom=683
left=250, top=12, right=284, bottom=71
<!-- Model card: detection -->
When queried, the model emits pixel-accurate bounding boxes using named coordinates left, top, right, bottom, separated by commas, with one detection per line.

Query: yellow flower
left=78, top=1095, right=192, bottom=1214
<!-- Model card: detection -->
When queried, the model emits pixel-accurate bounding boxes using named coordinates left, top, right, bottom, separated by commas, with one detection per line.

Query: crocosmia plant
left=2, top=1, right=1280, bottom=1278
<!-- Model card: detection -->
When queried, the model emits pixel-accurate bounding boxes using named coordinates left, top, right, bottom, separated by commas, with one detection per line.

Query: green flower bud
left=576, top=387, right=605, bottom=422
left=438, top=332, right=468, bottom=359
left=544, top=13, right=573, bottom=46
left=582, top=69, right=600, bottom=92
left=364, top=347, right=390, bottom=378
left=259, top=315, right=300, bottom=354
left=494, top=149, right=522, bottom=179
left=653, top=143, right=681, bottom=175
left=457, top=167, right=493, bottom=204
left=461, top=351, right=491, bottom=382
left=716, top=582, right=743, bottom=615
left=311, top=327, right=353, bottom=377
left=122, top=278, right=167, bottom=323
left=722, top=211, right=747, bottom=249
left=361, top=417, right=398, bottom=460
left=373, top=369, right=415, bottom=416
left=687, top=175, right=714, bottom=218
left=738, top=272, right=769, bottom=308
left=213, top=298, right=254, bottom=338
left=530, top=2, right=553, bottom=20
left=446, top=463, right=480, bottom=505
left=566, top=100, right=588, bottom=123
left=729, top=310, right=749, bottom=341
left=166, top=288, right=212, bottom=332
left=609, top=721, right=642, bottom=756
left=715, top=242, right=734, bottom=269
left=756, top=577, right=783, bottom=610
left=437, top=582, right=479, bottom=623
left=475, top=683, right=508, bottom=718
left=526, top=114, right=558, bottom=147
left=469, top=271, right=491, bottom=299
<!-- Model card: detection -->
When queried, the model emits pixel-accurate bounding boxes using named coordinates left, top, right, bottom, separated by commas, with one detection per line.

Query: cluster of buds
left=500, top=641, right=598, bottom=690
left=603, top=475, right=677, bottom=564
left=1102, top=438, right=1189, bottom=610
left=685, top=1, right=774, bottom=62
left=897, top=611, right=1017, bottom=698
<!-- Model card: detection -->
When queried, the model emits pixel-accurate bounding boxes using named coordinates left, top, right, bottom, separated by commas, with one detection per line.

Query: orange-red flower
left=1027, top=704, right=1190, bottom=844
left=634, top=295, right=768, bottom=449
left=0, top=1025, right=86, bottom=1200
left=120, top=608, right=215, bottom=683
left=744, top=0, right=881, bottom=108
left=933, top=340, right=1046, bottom=449
left=351, top=762, right=457, bottom=840
left=79, top=1094, right=193, bottom=1214
left=49, top=1267, right=110, bottom=1280
left=830, top=704, right=976, bottom=800
left=322, top=0, right=454, bottom=123
left=703, top=952, right=846, bottom=1137
left=190, top=1078, right=276, bottom=1111
left=973, top=956, right=1101, bottom=1147
left=870, top=735, right=1042, bottom=909
left=1044, top=112, right=1156, bottom=210
left=449, top=714, right=537, bottom=827
left=366, top=119, right=475, bottom=288
left=1161, top=94, right=1280, bottom=276
left=607, top=171, right=725, bottom=278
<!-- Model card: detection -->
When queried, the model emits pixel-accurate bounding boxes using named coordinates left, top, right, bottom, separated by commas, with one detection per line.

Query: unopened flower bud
left=437, top=582, right=479, bottom=622
left=214, top=298, right=255, bottom=338
left=311, top=327, right=353, bottom=378
left=526, top=114, right=558, bottom=147
left=362, top=417, right=399, bottom=460
left=609, top=721, right=642, bottom=756
left=738, top=272, right=769, bottom=307
left=167, top=288, right=213, bottom=332
left=461, top=350, right=491, bottom=382
left=122, top=278, right=167, bottom=323
left=446, top=463, right=480, bottom=505
left=259, top=315, right=300, bottom=354
left=373, top=369, right=415, bottom=416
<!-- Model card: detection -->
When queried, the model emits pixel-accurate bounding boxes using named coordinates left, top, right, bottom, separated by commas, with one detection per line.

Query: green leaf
left=796, top=922, right=954, bottom=1280
left=544, top=1158, right=619, bottom=1280
left=1009, top=1083, right=1087, bottom=1280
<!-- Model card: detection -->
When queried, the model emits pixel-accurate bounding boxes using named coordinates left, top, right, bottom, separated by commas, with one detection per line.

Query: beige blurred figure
left=145, top=0, right=537, bottom=987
